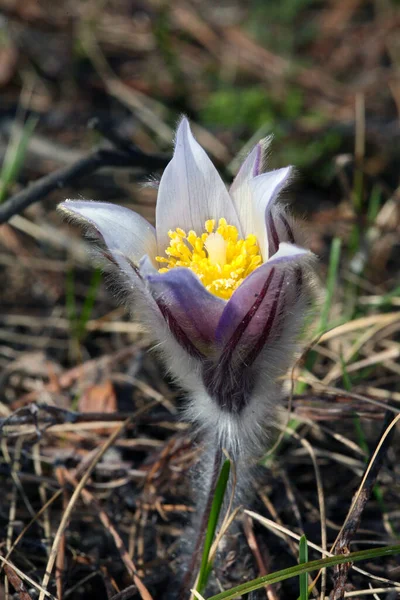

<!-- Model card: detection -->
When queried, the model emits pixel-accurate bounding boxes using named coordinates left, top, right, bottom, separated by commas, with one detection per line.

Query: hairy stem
left=179, top=442, right=223, bottom=599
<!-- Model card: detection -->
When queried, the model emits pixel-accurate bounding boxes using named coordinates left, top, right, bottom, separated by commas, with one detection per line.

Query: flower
left=59, top=118, right=315, bottom=459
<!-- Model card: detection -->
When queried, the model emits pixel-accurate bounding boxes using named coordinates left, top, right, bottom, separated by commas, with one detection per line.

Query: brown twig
left=109, top=586, right=137, bottom=600
left=1, top=560, right=34, bottom=600
left=54, top=466, right=68, bottom=600
left=37, top=415, right=152, bottom=600
left=0, top=142, right=169, bottom=224
left=0, top=553, right=56, bottom=599
left=27, top=397, right=162, bottom=600
left=243, top=513, right=279, bottom=600
left=62, top=469, right=148, bottom=592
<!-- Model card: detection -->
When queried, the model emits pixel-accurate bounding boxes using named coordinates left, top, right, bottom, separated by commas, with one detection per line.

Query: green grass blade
left=65, top=268, right=78, bottom=333
left=367, top=184, right=382, bottom=224
left=0, top=116, right=38, bottom=203
left=298, top=535, right=308, bottom=600
left=76, top=267, right=102, bottom=340
left=66, top=267, right=101, bottom=346
left=319, top=237, right=341, bottom=333
left=196, top=459, right=231, bottom=595
left=352, top=414, right=369, bottom=456
left=205, top=544, right=400, bottom=600
left=374, top=284, right=400, bottom=309
left=297, top=237, right=342, bottom=395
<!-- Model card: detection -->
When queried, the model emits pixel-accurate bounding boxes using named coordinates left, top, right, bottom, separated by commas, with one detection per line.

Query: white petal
left=59, top=200, right=157, bottom=277
left=249, top=167, right=292, bottom=261
left=229, top=137, right=271, bottom=237
left=155, top=117, right=241, bottom=253
left=267, top=241, right=311, bottom=263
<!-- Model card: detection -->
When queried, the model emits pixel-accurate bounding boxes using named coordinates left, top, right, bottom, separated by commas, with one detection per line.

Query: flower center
left=156, top=218, right=262, bottom=300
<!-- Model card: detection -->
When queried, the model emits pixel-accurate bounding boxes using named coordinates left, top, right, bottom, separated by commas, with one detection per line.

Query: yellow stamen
left=156, top=218, right=263, bottom=300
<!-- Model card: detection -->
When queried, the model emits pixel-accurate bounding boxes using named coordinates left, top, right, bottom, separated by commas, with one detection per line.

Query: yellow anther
left=156, top=219, right=262, bottom=300
left=195, top=239, right=204, bottom=254
left=205, top=219, right=215, bottom=233
left=187, top=231, right=197, bottom=246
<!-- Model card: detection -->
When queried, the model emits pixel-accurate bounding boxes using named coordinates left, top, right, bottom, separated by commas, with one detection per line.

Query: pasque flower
left=59, top=118, right=315, bottom=460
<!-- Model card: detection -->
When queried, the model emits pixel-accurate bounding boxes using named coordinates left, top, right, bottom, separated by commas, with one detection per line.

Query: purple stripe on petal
left=216, top=263, right=283, bottom=363
left=243, top=272, right=285, bottom=367
left=218, top=268, right=275, bottom=365
left=249, top=166, right=292, bottom=260
left=229, top=138, right=272, bottom=239
left=142, top=263, right=225, bottom=354
left=156, top=300, right=206, bottom=360
left=216, top=243, right=310, bottom=352
left=202, top=244, right=312, bottom=415
left=253, top=143, right=262, bottom=177
left=202, top=269, right=276, bottom=414
left=280, top=214, right=295, bottom=244
left=268, top=212, right=280, bottom=255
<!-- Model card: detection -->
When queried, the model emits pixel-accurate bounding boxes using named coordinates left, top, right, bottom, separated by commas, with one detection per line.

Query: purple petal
left=279, top=213, right=295, bottom=244
left=202, top=268, right=286, bottom=414
left=155, top=117, right=241, bottom=254
left=229, top=137, right=272, bottom=237
left=216, top=243, right=311, bottom=355
left=59, top=201, right=156, bottom=280
left=141, top=257, right=225, bottom=354
left=242, top=271, right=285, bottom=366
left=201, top=243, right=310, bottom=415
left=267, top=206, right=300, bottom=256
left=249, top=167, right=292, bottom=261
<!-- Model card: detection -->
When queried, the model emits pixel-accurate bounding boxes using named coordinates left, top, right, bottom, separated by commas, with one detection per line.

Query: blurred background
left=1, top=0, right=400, bottom=267
left=1, top=1, right=400, bottom=599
